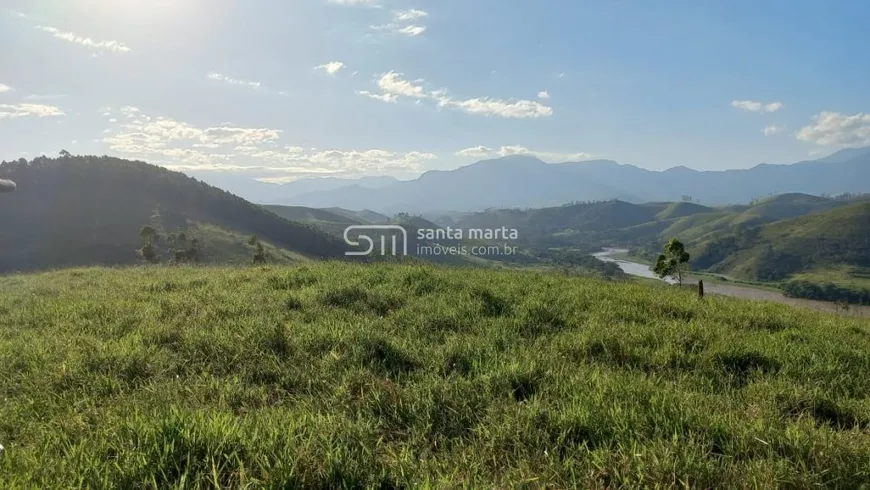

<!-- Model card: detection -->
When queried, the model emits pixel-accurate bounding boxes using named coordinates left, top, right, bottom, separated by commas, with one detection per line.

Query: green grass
left=791, top=266, right=870, bottom=291
left=193, top=223, right=310, bottom=265
left=2, top=263, right=870, bottom=487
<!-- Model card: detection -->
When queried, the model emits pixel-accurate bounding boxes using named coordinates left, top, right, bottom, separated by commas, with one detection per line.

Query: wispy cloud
left=34, top=25, right=131, bottom=53
left=796, top=111, right=870, bottom=147
left=456, top=145, right=593, bottom=162
left=357, top=90, right=398, bottom=103
left=537, top=91, right=550, bottom=100
left=207, top=72, right=261, bottom=89
left=731, top=99, right=783, bottom=114
left=761, top=125, right=784, bottom=136
left=0, top=103, right=65, bottom=120
left=100, top=107, right=435, bottom=179
left=371, top=8, right=429, bottom=37
left=396, top=25, right=426, bottom=36
left=315, top=61, right=346, bottom=75
left=0, top=84, right=12, bottom=93
left=359, top=71, right=553, bottom=119
left=394, top=9, right=429, bottom=21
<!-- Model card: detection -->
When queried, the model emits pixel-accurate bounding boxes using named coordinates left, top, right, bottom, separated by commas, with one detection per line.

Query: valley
left=593, top=248, right=870, bottom=317
left=6, top=2, right=870, bottom=486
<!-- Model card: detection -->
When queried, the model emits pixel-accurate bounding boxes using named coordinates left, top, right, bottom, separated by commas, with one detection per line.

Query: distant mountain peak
left=815, top=146, right=870, bottom=164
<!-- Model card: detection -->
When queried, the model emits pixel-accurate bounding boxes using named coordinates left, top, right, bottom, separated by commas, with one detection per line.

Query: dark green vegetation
left=0, top=155, right=618, bottom=277
left=0, top=155, right=347, bottom=272
left=653, top=238, right=691, bottom=286
left=263, top=205, right=367, bottom=237
left=2, top=263, right=870, bottom=487
left=455, top=193, right=870, bottom=303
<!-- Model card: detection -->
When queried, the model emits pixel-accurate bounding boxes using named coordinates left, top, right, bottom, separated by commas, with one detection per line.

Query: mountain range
left=189, top=147, right=870, bottom=214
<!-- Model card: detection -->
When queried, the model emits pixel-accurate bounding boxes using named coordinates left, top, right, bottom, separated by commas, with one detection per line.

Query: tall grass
left=1, top=263, right=870, bottom=487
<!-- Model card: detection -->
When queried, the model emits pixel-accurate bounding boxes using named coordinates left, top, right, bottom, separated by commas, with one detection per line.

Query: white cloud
left=397, top=25, right=427, bottom=36
left=761, top=125, right=784, bottom=136
left=207, top=72, right=262, bottom=89
left=394, top=9, right=428, bottom=21
left=796, top=111, right=870, bottom=147
left=103, top=107, right=282, bottom=152
left=0, top=84, right=12, bottom=93
left=376, top=72, right=431, bottom=99
left=455, top=146, right=493, bottom=158
left=371, top=22, right=428, bottom=36
left=537, top=91, right=550, bottom=100
left=455, top=145, right=594, bottom=162
left=360, top=71, right=554, bottom=119
left=731, top=99, right=784, bottom=114
left=34, top=25, right=131, bottom=53
left=202, top=127, right=282, bottom=146
left=443, top=98, right=553, bottom=119
left=0, top=103, right=65, bottom=120
left=371, top=10, right=429, bottom=37
left=315, top=61, right=345, bottom=75
left=100, top=107, right=435, bottom=179
left=357, top=90, right=398, bottom=103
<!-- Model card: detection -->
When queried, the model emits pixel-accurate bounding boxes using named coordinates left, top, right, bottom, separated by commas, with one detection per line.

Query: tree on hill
left=653, top=238, right=691, bottom=286
left=138, top=225, right=160, bottom=264
left=250, top=235, right=266, bottom=265
left=0, top=154, right=349, bottom=272
left=168, top=231, right=201, bottom=264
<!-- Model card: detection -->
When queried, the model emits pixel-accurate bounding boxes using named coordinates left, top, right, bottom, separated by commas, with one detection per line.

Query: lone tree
left=653, top=238, right=691, bottom=286
left=249, top=235, right=266, bottom=265
left=138, top=225, right=160, bottom=264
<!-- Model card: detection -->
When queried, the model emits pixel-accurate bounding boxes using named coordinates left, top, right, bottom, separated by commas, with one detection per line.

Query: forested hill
left=0, top=155, right=347, bottom=272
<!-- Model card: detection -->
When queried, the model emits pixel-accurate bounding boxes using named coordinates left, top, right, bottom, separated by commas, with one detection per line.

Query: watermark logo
left=343, top=225, right=519, bottom=257
left=343, top=225, right=408, bottom=256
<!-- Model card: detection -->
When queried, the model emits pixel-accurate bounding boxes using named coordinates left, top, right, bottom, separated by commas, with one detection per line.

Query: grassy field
left=790, top=266, right=870, bottom=292
left=2, top=263, right=870, bottom=487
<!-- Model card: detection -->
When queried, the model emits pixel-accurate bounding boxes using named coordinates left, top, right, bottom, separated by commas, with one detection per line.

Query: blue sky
left=1, top=0, right=869, bottom=182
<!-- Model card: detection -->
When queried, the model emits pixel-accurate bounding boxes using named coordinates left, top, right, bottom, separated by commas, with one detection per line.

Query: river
left=593, top=248, right=870, bottom=317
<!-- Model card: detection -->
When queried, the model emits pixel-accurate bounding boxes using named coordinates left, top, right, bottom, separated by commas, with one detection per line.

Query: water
left=592, top=248, right=870, bottom=317
left=592, top=248, right=677, bottom=284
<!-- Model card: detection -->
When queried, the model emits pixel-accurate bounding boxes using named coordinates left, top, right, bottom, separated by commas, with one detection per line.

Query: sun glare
left=85, top=0, right=199, bottom=24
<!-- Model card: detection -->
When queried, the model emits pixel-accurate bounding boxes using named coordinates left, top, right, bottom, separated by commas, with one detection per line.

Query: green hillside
left=262, top=205, right=364, bottom=226
left=0, top=155, right=347, bottom=272
left=456, top=199, right=661, bottom=247
left=698, top=200, right=870, bottom=281
left=325, top=207, right=391, bottom=224
left=2, top=264, right=870, bottom=487
left=453, top=194, right=849, bottom=251
left=655, top=201, right=715, bottom=220
left=747, top=193, right=842, bottom=220
left=263, top=205, right=366, bottom=236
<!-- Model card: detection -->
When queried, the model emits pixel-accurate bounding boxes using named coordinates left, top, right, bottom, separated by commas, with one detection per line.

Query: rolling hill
left=696, top=200, right=870, bottom=281
left=0, top=155, right=348, bottom=272
left=3, top=263, right=870, bottom=487
left=262, top=205, right=367, bottom=237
